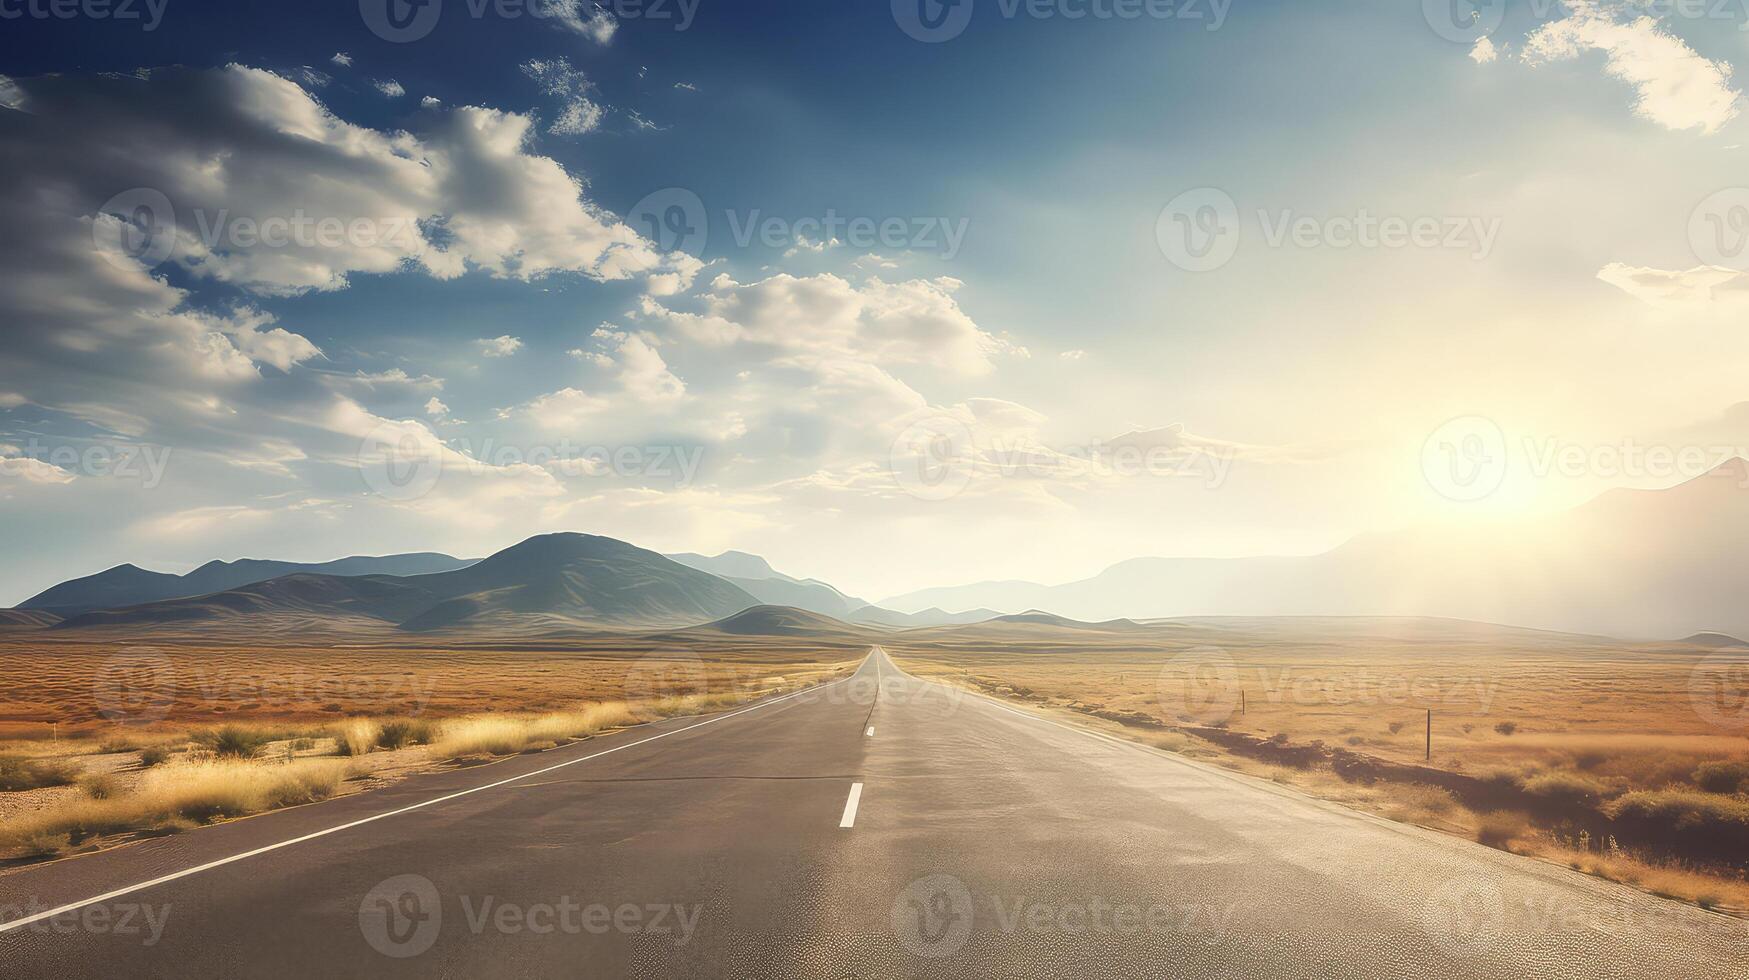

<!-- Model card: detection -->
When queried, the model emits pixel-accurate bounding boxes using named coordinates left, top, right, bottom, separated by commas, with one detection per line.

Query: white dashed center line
left=839, top=782, right=863, bottom=828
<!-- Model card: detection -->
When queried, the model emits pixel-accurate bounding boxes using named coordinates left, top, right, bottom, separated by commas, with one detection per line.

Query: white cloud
left=477, top=335, right=525, bottom=358
left=373, top=78, right=406, bottom=98
left=541, top=0, right=618, bottom=42
left=1469, top=37, right=1499, bottom=65
left=674, top=82, right=698, bottom=92
left=1596, top=262, right=1749, bottom=305
left=1522, top=0, right=1741, bottom=133
left=627, top=110, right=667, bottom=132
left=783, top=233, right=843, bottom=257
left=0, top=74, right=23, bottom=111
left=424, top=396, right=450, bottom=419
left=421, top=95, right=441, bottom=108
left=522, top=58, right=605, bottom=137
left=1059, top=349, right=1088, bottom=361
left=349, top=368, right=444, bottom=390
left=0, top=454, right=75, bottom=485
left=330, top=52, right=353, bottom=67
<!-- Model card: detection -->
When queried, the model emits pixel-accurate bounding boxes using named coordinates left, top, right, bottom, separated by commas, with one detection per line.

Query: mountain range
left=19, top=553, right=475, bottom=617
left=10, top=459, right=1749, bottom=640
left=880, top=458, right=1749, bottom=640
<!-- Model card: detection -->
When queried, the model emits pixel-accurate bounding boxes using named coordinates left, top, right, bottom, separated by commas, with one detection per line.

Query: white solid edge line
left=839, top=782, right=864, bottom=828
left=0, top=667, right=868, bottom=935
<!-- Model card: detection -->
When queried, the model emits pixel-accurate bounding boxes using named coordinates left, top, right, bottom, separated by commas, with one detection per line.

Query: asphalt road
left=1, top=648, right=1743, bottom=978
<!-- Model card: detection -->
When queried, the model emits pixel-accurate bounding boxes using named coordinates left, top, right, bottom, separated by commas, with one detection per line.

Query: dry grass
left=1, top=757, right=352, bottom=855
left=0, top=756, right=79, bottom=791
left=888, top=618, right=1749, bottom=912
left=1475, top=810, right=1532, bottom=847
left=332, top=719, right=379, bottom=757
left=429, top=693, right=771, bottom=759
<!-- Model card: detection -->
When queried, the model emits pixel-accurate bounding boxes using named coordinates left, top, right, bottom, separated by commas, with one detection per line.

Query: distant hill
left=666, top=550, right=871, bottom=619
left=991, top=611, right=1143, bottom=630
left=0, top=609, right=60, bottom=628
left=690, top=605, right=864, bottom=637
left=848, top=605, right=1000, bottom=628
left=20, top=552, right=475, bottom=617
left=1684, top=631, right=1749, bottom=648
left=51, top=534, right=759, bottom=635
left=879, top=459, right=1749, bottom=640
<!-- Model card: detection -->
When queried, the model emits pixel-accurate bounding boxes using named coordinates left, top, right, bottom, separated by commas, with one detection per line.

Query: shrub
left=1693, top=760, right=1749, bottom=795
left=374, top=719, right=434, bottom=750
left=0, top=756, right=79, bottom=791
left=79, top=772, right=121, bottom=800
left=138, top=745, right=171, bottom=768
left=1475, top=810, right=1531, bottom=848
left=333, top=719, right=380, bottom=757
left=1522, top=770, right=1608, bottom=807
left=1494, top=721, right=1518, bottom=736
left=196, top=726, right=269, bottom=759
left=1386, top=784, right=1458, bottom=823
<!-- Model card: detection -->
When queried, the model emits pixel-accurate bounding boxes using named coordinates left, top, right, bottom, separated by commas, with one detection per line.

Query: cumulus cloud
left=373, top=79, right=406, bottom=98
left=424, top=396, right=450, bottom=419
left=1469, top=37, right=1499, bottom=65
left=477, top=335, right=525, bottom=358
left=1522, top=0, right=1741, bottom=133
left=640, top=272, right=1005, bottom=376
left=0, top=64, right=694, bottom=552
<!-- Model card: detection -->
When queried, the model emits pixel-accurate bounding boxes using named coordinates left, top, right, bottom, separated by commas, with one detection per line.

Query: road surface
left=1, top=648, right=1743, bottom=977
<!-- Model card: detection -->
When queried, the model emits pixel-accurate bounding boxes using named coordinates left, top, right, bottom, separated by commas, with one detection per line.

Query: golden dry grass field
left=0, top=631, right=860, bottom=861
left=884, top=616, right=1749, bottom=910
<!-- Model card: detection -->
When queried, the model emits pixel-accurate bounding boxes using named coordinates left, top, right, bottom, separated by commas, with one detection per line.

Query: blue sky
left=3, top=0, right=1749, bottom=604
